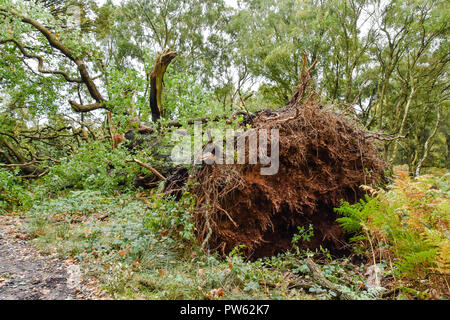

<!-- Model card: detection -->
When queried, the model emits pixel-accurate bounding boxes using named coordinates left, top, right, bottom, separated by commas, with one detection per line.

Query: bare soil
left=0, top=215, right=105, bottom=300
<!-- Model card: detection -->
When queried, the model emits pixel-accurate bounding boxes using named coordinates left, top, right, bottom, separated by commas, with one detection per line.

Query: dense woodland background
left=0, top=0, right=448, bottom=174
left=0, top=0, right=448, bottom=300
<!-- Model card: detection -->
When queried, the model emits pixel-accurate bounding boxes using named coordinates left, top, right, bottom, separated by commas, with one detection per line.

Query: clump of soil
left=191, top=65, right=386, bottom=259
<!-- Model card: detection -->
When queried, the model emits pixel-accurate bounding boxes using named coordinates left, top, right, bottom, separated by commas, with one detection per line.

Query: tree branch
left=125, top=158, right=166, bottom=181
left=0, top=38, right=82, bottom=83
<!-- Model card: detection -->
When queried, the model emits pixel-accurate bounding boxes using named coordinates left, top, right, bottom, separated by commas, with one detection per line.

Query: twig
left=0, top=161, right=37, bottom=167
left=364, top=131, right=408, bottom=141
left=17, top=169, right=48, bottom=179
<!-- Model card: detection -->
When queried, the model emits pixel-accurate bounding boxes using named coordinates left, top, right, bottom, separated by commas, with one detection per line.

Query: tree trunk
left=149, top=49, right=178, bottom=122
left=390, top=84, right=415, bottom=163
left=415, top=106, right=441, bottom=177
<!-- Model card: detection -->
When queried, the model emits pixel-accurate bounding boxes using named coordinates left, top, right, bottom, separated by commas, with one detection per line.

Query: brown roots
left=191, top=85, right=386, bottom=259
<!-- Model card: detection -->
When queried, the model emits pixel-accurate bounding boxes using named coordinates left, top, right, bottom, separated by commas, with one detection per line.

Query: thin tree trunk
left=390, top=84, right=415, bottom=163
left=415, top=107, right=441, bottom=177
left=377, top=77, right=388, bottom=129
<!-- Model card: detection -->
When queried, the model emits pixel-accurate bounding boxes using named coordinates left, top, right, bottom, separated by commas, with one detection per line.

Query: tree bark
left=149, top=49, right=178, bottom=122
left=125, top=158, right=166, bottom=181
left=415, top=106, right=441, bottom=177
left=305, top=258, right=355, bottom=300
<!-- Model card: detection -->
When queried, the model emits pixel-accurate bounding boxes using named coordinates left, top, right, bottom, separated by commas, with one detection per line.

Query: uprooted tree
left=167, top=61, right=388, bottom=258
left=1, top=6, right=391, bottom=259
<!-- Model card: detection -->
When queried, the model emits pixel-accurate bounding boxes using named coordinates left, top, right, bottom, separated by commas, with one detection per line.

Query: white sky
left=95, top=0, right=238, bottom=6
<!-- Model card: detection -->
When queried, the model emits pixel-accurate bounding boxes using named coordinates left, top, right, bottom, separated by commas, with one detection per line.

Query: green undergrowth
left=0, top=167, right=33, bottom=213
left=5, top=153, right=448, bottom=299
left=21, top=188, right=374, bottom=300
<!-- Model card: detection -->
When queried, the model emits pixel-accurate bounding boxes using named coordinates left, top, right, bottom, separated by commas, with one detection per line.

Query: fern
left=335, top=195, right=382, bottom=236
left=335, top=171, right=450, bottom=297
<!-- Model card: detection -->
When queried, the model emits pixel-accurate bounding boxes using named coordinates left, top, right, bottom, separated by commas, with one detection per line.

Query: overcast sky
left=95, top=0, right=238, bottom=6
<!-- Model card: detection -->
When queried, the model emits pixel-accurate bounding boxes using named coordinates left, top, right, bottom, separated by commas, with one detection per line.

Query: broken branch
left=125, top=158, right=166, bottom=181
left=305, top=258, right=356, bottom=300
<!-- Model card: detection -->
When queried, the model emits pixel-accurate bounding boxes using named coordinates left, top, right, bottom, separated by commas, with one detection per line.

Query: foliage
left=1, top=0, right=448, bottom=175
left=23, top=188, right=302, bottom=299
left=162, top=71, right=225, bottom=121
left=291, top=224, right=315, bottom=255
left=292, top=224, right=315, bottom=244
left=0, top=167, right=31, bottom=212
left=37, top=141, right=136, bottom=196
left=335, top=171, right=450, bottom=298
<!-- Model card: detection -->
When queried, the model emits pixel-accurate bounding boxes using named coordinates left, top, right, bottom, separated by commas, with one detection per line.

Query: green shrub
left=38, top=141, right=136, bottom=197
left=0, top=167, right=31, bottom=213
left=144, top=192, right=196, bottom=245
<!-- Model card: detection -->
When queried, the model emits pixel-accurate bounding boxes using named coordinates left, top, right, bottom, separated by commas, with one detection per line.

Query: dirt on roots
left=190, top=72, right=386, bottom=259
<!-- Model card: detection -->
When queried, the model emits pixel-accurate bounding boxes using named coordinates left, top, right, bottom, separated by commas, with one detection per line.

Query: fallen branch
left=380, top=288, right=398, bottom=299
left=133, top=110, right=251, bottom=136
left=0, top=161, right=38, bottom=167
left=166, top=110, right=249, bottom=127
left=125, top=158, right=166, bottom=181
left=305, top=258, right=356, bottom=300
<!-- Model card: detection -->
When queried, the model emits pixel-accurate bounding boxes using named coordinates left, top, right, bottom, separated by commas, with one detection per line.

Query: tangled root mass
left=189, top=69, right=386, bottom=259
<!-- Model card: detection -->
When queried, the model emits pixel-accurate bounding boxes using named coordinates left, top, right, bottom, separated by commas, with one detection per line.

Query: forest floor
left=0, top=215, right=107, bottom=300
left=1, top=169, right=446, bottom=300
left=0, top=190, right=392, bottom=300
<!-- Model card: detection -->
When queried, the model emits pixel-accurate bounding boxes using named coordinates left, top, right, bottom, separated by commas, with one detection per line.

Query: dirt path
left=0, top=215, right=105, bottom=300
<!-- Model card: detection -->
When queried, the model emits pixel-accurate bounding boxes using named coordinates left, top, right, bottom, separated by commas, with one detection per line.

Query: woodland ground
left=0, top=170, right=448, bottom=300
left=0, top=215, right=107, bottom=300
left=0, top=191, right=371, bottom=300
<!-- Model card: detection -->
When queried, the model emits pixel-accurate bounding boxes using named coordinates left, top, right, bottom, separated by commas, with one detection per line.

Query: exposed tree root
left=190, top=63, right=386, bottom=259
